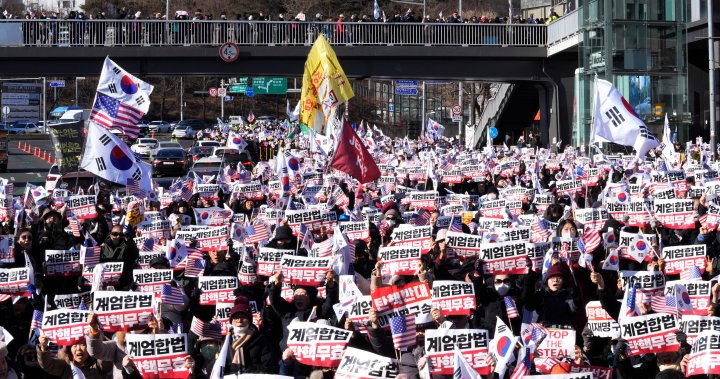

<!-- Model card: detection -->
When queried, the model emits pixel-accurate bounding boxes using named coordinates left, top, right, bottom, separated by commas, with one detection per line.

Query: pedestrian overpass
left=0, top=17, right=581, bottom=146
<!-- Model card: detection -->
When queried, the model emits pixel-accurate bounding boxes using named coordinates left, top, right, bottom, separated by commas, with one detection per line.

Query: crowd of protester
left=0, top=113, right=712, bottom=379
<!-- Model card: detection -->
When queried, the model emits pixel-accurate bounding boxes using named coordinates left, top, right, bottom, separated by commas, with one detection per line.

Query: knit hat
left=545, top=264, right=567, bottom=281
left=274, top=225, right=294, bottom=240
left=229, top=296, right=252, bottom=320
left=381, top=201, right=398, bottom=215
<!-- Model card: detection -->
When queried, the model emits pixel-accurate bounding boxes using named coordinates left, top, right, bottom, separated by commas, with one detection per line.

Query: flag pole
left=588, top=74, right=599, bottom=159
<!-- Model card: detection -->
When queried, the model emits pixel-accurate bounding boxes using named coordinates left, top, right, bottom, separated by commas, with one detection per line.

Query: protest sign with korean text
left=257, top=248, right=294, bottom=277
left=654, top=199, right=695, bottom=229
left=199, top=276, right=238, bottom=305
left=431, top=280, right=476, bottom=316
left=479, top=241, right=529, bottom=275
left=371, top=282, right=433, bottom=327
left=390, top=226, right=432, bottom=254
left=378, top=247, right=422, bottom=277
left=41, top=309, right=90, bottom=346
left=133, top=269, right=173, bottom=295
left=662, top=245, right=706, bottom=275
left=679, top=315, right=720, bottom=346
left=0, top=267, right=30, bottom=295
left=286, top=209, right=323, bottom=233
left=45, top=249, right=82, bottom=277
left=64, top=195, right=97, bottom=221
left=686, top=331, right=720, bottom=376
left=424, top=328, right=490, bottom=375
left=175, top=226, right=228, bottom=252
left=338, top=221, right=370, bottom=243
left=585, top=301, right=621, bottom=338
left=287, top=321, right=352, bottom=367
left=54, top=291, right=91, bottom=310
left=446, top=231, right=483, bottom=258
left=666, top=279, right=712, bottom=316
left=126, top=333, right=189, bottom=379
left=335, top=347, right=398, bottom=379
left=620, top=313, right=679, bottom=356
left=280, top=255, right=331, bottom=286
left=93, top=291, right=155, bottom=332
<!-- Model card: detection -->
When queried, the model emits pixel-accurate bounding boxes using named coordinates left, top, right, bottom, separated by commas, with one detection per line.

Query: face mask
left=385, top=220, right=396, bottom=228
left=495, top=284, right=510, bottom=296
left=234, top=324, right=249, bottom=335
left=561, top=231, right=574, bottom=238
left=200, top=345, right=218, bottom=360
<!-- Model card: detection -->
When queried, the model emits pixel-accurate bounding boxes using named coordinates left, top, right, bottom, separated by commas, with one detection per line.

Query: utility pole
left=220, top=79, right=225, bottom=119
left=710, top=0, right=717, bottom=157
left=458, top=82, right=463, bottom=139
left=180, top=76, right=184, bottom=121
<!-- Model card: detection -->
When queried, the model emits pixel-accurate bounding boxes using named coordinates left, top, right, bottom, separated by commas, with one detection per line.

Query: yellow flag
left=300, top=35, right=355, bottom=133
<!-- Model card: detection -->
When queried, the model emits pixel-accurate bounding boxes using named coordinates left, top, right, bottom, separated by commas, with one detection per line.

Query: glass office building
left=575, top=0, right=688, bottom=147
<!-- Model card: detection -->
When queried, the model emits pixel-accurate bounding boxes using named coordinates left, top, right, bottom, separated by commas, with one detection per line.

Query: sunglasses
left=110, top=232, right=122, bottom=237
left=494, top=278, right=511, bottom=285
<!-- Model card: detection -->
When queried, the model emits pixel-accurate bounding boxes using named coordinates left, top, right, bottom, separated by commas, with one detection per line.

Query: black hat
left=149, top=256, right=170, bottom=268
left=274, top=225, right=294, bottom=240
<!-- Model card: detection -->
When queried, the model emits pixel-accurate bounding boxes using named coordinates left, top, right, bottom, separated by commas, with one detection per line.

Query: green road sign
left=227, top=78, right=287, bottom=95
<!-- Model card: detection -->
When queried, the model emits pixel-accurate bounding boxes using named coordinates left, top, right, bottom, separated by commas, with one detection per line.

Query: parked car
left=151, top=148, right=187, bottom=177
left=148, top=121, right=172, bottom=133
left=54, top=171, right=96, bottom=193
left=45, top=164, right=62, bottom=191
left=8, top=121, right=41, bottom=134
left=131, top=138, right=159, bottom=159
left=149, top=141, right=183, bottom=160
left=137, top=121, right=149, bottom=136
left=211, top=147, right=243, bottom=166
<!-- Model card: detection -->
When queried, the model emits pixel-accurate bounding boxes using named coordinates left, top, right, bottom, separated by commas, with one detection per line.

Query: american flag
left=90, top=93, right=143, bottom=139
left=531, top=217, right=553, bottom=242
left=80, top=244, right=101, bottom=267
left=160, top=284, right=185, bottom=305
left=626, top=284, right=638, bottom=317
left=30, top=309, right=43, bottom=333
left=389, top=315, right=415, bottom=351
left=449, top=216, right=463, bottom=233
left=581, top=228, right=601, bottom=254
left=312, top=238, right=333, bottom=258
left=177, top=247, right=204, bottom=276
left=190, top=317, right=223, bottom=340
left=126, top=178, right=146, bottom=199
left=296, top=224, right=308, bottom=246
left=245, top=222, right=269, bottom=244
left=141, top=237, right=155, bottom=251
left=180, top=179, right=194, bottom=202
left=504, top=296, right=519, bottom=319
left=650, top=293, right=677, bottom=315
left=413, top=209, right=432, bottom=226
left=68, top=217, right=81, bottom=237
left=509, top=347, right=532, bottom=379
left=680, top=266, right=703, bottom=281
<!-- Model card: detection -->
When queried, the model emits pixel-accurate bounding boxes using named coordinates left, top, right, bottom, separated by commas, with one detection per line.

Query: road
left=2, top=134, right=194, bottom=196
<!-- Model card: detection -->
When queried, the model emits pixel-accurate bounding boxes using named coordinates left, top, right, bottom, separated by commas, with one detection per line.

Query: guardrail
left=546, top=9, right=580, bottom=49
left=473, top=83, right=514, bottom=148
left=0, top=20, right=547, bottom=47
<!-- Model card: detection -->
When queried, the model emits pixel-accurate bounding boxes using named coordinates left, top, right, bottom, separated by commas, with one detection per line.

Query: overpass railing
left=0, top=20, right=547, bottom=47
left=546, top=9, right=580, bottom=54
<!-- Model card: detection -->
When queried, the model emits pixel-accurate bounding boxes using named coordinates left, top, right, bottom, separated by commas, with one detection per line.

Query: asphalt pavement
left=2, top=133, right=194, bottom=196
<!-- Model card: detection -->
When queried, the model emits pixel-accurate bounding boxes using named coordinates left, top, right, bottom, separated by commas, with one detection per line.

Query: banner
left=280, top=255, right=331, bottom=286
left=479, top=241, right=529, bottom=275
left=287, top=321, right=352, bottom=367
left=662, top=245, right=706, bottom=275
left=286, top=209, right=323, bottom=234
left=41, top=309, right=90, bottom=346
left=257, top=248, right=294, bottom=277
left=431, top=280, right=476, bottom=316
left=234, top=182, right=264, bottom=200
left=585, top=301, right=621, bottom=338
left=686, top=331, right=720, bottom=376
left=390, top=226, right=432, bottom=254
left=371, top=282, right=433, bottom=327
left=679, top=315, right=720, bottom=346
left=488, top=227, right=531, bottom=243
left=526, top=242, right=552, bottom=272
left=137, top=220, right=171, bottom=240
left=175, top=226, right=228, bottom=252
left=65, top=195, right=98, bottom=222
left=48, top=121, right=85, bottom=173
left=338, top=221, right=370, bottom=243
left=199, top=276, right=238, bottom=305
left=93, top=291, right=155, bottom=332
left=620, top=313, right=679, bottom=356
left=377, top=247, right=422, bottom=277
left=480, top=199, right=507, bottom=219
left=666, top=280, right=712, bottom=316
left=409, top=191, right=438, bottom=210
left=652, top=171, right=688, bottom=196
left=101, top=262, right=124, bottom=287
left=620, top=271, right=666, bottom=303
left=626, top=199, right=651, bottom=227
left=0, top=267, right=30, bottom=295
left=126, top=333, right=189, bottom=379
left=335, top=347, right=398, bottom=379
left=654, top=199, right=695, bottom=229
left=556, top=180, right=583, bottom=196
left=54, top=291, right=92, bottom=310
left=45, top=249, right=82, bottom=277
left=446, top=231, right=483, bottom=258
left=133, top=269, right=173, bottom=295
left=195, top=184, right=219, bottom=199
left=574, top=208, right=609, bottom=231
left=424, top=328, right=490, bottom=375
left=535, top=327, right=576, bottom=358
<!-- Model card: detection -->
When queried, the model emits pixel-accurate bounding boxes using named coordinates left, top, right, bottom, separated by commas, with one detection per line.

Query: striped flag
left=509, top=347, right=532, bottom=379
left=504, top=297, right=519, bottom=319
left=126, top=178, right=146, bottom=199
left=680, top=266, right=703, bottom=281
left=30, top=309, right=43, bottom=333
left=581, top=228, right=601, bottom=254
left=90, top=93, right=143, bottom=139
left=650, top=293, right=677, bottom=315
left=311, top=238, right=333, bottom=258
left=160, top=284, right=185, bottom=305
left=245, top=222, right=269, bottom=244
left=625, top=284, right=638, bottom=317
left=180, top=179, right=194, bottom=202
left=449, top=216, right=463, bottom=233
left=68, top=217, right=81, bottom=237
left=190, top=317, right=223, bottom=341
left=413, top=208, right=432, bottom=226
left=389, top=315, right=416, bottom=351
left=531, top=216, right=553, bottom=242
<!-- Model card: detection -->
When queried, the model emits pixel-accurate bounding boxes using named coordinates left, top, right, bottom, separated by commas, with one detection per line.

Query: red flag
left=330, top=119, right=381, bottom=183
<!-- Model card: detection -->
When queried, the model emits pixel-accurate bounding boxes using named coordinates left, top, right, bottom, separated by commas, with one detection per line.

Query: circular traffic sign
left=1, top=106, right=9, bottom=116
left=219, top=42, right=240, bottom=63
left=208, top=88, right=218, bottom=97
left=452, top=104, right=463, bottom=116
left=489, top=127, right=499, bottom=139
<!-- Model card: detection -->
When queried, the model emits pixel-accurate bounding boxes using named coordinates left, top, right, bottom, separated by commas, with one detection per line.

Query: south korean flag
left=96, top=56, right=154, bottom=114
left=80, top=123, right=152, bottom=193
